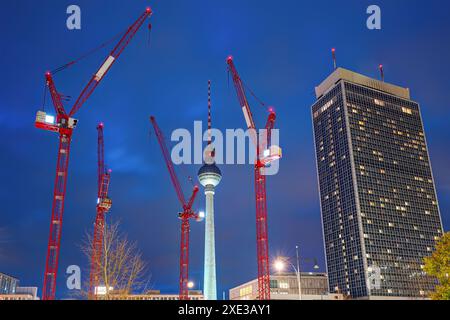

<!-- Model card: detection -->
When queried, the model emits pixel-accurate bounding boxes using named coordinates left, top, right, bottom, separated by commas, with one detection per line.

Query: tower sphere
left=198, top=163, right=222, bottom=187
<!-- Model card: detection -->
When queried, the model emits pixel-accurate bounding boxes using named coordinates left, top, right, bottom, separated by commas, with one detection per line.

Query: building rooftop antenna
left=332, top=48, right=337, bottom=70
left=379, top=64, right=385, bottom=82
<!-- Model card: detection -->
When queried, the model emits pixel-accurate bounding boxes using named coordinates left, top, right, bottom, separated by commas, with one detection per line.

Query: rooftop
left=0, top=272, right=18, bottom=280
left=315, top=67, right=411, bottom=100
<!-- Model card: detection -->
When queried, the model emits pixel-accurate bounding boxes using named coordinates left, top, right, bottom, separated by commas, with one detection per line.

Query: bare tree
left=80, top=221, right=150, bottom=300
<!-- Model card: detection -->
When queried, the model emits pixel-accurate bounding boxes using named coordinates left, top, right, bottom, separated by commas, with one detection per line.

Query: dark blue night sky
left=0, top=0, right=449, bottom=299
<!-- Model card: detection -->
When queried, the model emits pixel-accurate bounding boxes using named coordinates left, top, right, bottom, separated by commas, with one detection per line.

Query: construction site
left=31, top=6, right=283, bottom=300
left=1, top=1, right=449, bottom=306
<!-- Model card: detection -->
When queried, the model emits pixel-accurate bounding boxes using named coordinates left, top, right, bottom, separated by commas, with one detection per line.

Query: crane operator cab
left=260, top=145, right=282, bottom=166
left=97, top=197, right=112, bottom=211
left=35, top=111, right=78, bottom=133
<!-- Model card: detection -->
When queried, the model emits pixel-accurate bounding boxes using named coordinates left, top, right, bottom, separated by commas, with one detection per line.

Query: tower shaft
left=203, top=185, right=217, bottom=300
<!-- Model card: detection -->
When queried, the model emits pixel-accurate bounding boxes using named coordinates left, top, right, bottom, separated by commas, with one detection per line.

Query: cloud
left=0, top=226, right=10, bottom=240
left=0, top=226, right=11, bottom=261
left=107, top=147, right=153, bottom=174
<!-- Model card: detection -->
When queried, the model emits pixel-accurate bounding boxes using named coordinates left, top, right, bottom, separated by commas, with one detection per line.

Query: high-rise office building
left=311, top=68, right=444, bottom=299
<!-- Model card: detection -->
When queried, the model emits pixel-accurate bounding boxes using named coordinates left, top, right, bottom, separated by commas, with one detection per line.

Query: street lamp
left=296, top=245, right=320, bottom=300
left=273, top=245, right=320, bottom=300
left=274, top=259, right=286, bottom=273
left=296, top=245, right=302, bottom=300
left=273, top=256, right=302, bottom=300
left=187, top=281, right=195, bottom=289
left=313, top=259, right=320, bottom=270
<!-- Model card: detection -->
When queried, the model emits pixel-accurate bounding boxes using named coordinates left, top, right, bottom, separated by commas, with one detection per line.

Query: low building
left=0, top=272, right=40, bottom=300
left=0, top=273, right=19, bottom=295
left=230, top=273, right=343, bottom=300
left=0, top=287, right=39, bottom=300
left=105, top=290, right=204, bottom=300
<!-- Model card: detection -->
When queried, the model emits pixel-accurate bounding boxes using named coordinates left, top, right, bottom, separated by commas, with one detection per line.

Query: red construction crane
left=150, top=116, right=201, bottom=300
left=226, top=56, right=282, bottom=300
left=35, top=8, right=152, bottom=300
left=88, top=123, right=112, bottom=299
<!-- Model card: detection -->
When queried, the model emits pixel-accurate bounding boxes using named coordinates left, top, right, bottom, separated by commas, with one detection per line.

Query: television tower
left=198, top=81, right=222, bottom=300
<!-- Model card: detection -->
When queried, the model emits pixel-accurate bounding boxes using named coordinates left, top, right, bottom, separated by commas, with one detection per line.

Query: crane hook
left=147, top=23, right=152, bottom=47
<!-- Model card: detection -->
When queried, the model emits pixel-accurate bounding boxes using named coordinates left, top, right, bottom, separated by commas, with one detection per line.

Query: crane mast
left=35, top=8, right=152, bottom=300
left=227, top=56, right=281, bottom=300
left=150, top=116, right=200, bottom=300
left=89, top=123, right=112, bottom=299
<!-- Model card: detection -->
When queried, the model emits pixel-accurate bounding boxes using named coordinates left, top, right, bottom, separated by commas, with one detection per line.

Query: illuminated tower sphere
left=198, top=162, right=222, bottom=300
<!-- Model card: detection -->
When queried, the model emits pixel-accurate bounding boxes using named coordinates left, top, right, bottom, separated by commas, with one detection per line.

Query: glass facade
left=312, top=71, right=443, bottom=299
left=0, top=273, right=18, bottom=295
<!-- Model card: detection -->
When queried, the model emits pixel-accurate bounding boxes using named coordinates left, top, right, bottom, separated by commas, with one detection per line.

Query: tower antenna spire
left=208, top=80, right=212, bottom=146
left=206, top=80, right=216, bottom=161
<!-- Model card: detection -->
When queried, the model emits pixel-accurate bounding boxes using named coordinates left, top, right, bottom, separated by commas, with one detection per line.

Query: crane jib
left=242, top=106, right=253, bottom=129
left=95, top=56, right=116, bottom=81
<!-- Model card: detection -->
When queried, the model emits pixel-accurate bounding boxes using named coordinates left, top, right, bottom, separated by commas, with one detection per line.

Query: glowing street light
left=274, top=259, right=286, bottom=273
left=273, top=246, right=320, bottom=300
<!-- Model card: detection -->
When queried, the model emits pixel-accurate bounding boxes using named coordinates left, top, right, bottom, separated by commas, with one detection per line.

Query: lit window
left=401, top=107, right=413, bottom=115
left=315, top=99, right=335, bottom=118
left=239, top=285, right=253, bottom=296
left=45, top=115, right=55, bottom=124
